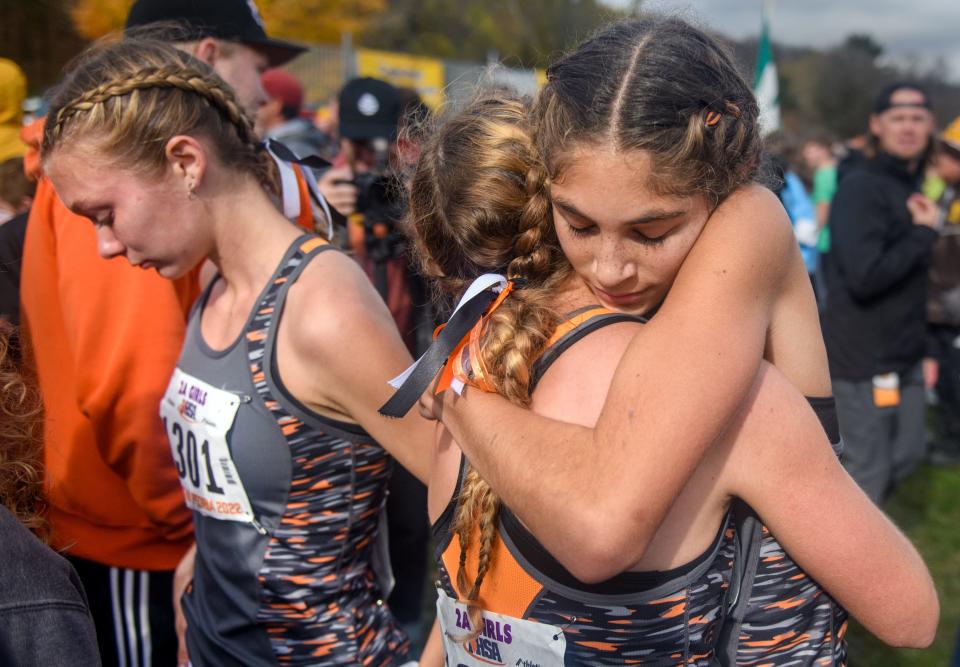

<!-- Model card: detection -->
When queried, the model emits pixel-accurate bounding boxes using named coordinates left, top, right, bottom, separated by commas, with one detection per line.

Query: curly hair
left=0, top=322, right=47, bottom=540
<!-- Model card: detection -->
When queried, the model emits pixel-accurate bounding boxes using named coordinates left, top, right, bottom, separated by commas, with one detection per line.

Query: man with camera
left=318, top=76, right=432, bottom=650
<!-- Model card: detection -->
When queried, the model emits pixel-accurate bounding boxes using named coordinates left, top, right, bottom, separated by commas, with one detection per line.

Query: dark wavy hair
left=535, top=16, right=762, bottom=207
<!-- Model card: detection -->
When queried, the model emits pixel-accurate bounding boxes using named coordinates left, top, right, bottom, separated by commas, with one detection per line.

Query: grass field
left=846, top=462, right=960, bottom=666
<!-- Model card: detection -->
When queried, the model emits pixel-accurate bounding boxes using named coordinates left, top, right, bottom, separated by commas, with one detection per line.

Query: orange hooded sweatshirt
left=20, top=119, right=198, bottom=570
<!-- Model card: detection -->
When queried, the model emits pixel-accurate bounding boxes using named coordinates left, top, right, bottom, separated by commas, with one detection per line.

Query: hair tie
left=705, top=110, right=722, bottom=127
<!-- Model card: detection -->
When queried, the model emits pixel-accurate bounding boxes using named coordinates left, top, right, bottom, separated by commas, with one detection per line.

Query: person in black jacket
left=823, top=82, right=939, bottom=503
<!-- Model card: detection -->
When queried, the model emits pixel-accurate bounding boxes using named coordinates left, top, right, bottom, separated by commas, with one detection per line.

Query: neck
left=203, top=171, right=301, bottom=295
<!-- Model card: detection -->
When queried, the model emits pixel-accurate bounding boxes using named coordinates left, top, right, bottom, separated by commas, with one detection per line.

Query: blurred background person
left=316, top=76, right=433, bottom=651
left=823, top=82, right=939, bottom=504
left=924, top=115, right=960, bottom=466
left=802, top=133, right=839, bottom=307
left=0, top=156, right=35, bottom=332
left=257, top=67, right=336, bottom=160
left=767, top=135, right=820, bottom=292
left=0, top=59, right=33, bottom=351
left=0, top=59, right=26, bottom=166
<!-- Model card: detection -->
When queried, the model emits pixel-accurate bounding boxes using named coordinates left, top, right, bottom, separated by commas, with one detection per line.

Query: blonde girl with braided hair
left=42, top=38, right=433, bottom=667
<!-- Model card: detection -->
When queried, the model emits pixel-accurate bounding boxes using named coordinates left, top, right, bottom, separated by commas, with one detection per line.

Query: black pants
left=68, top=555, right=177, bottom=667
left=385, top=465, right=430, bottom=647
left=931, top=325, right=960, bottom=448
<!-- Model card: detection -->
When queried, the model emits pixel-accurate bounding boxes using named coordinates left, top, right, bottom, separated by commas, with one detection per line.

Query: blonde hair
left=407, top=92, right=570, bottom=637
left=41, top=38, right=278, bottom=199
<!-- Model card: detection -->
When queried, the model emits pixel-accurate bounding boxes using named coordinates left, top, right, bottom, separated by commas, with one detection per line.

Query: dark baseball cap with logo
left=125, top=0, right=305, bottom=67
left=338, top=77, right=402, bottom=141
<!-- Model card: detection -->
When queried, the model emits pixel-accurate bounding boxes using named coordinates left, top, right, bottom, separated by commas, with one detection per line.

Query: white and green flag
left=754, top=1, right=781, bottom=136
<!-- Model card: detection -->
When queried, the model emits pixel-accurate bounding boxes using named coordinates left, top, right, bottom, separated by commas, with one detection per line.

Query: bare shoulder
left=532, top=319, right=644, bottom=427
left=676, top=184, right=797, bottom=300
left=281, top=247, right=398, bottom=363
left=705, top=184, right=795, bottom=258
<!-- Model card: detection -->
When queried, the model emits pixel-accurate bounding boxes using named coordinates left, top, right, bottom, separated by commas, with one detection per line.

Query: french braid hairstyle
left=407, top=91, right=570, bottom=638
left=0, top=321, right=47, bottom=541
left=41, top=38, right=279, bottom=199
left=535, top=16, right=762, bottom=208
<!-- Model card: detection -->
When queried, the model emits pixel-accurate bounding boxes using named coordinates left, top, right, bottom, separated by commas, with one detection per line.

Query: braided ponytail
left=41, top=39, right=279, bottom=198
left=407, top=91, right=571, bottom=638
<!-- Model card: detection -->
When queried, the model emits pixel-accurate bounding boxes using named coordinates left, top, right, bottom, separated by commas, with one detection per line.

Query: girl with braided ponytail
left=42, top=39, right=433, bottom=667
left=407, top=16, right=937, bottom=666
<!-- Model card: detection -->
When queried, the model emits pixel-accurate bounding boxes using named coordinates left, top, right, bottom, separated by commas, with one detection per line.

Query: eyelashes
left=565, top=222, right=667, bottom=247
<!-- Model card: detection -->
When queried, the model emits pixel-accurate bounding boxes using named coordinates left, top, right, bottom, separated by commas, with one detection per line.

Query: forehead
left=889, top=88, right=927, bottom=106
left=551, top=144, right=694, bottom=218
left=232, top=42, right=270, bottom=69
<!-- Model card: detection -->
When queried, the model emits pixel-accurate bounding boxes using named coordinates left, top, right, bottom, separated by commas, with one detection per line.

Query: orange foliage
left=70, top=0, right=385, bottom=44
left=70, top=0, right=134, bottom=40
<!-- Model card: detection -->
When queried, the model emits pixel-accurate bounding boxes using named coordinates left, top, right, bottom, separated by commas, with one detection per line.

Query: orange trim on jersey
left=292, top=164, right=315, bottom=232
left=546, top=306, right=617, bottom=347
left=299, top=237, right=328, bottom=254
left=441, top=524, right=544, bottom=620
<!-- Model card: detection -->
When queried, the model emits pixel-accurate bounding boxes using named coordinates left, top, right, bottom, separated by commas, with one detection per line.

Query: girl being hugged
left=42, top=39, right=431, bottom=667
left=406, top=92, right=935, bottom=666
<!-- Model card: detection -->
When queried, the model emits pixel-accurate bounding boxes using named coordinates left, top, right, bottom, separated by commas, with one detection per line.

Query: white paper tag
left=159, top=369, right=256, bottom=523
left=436, top=590, right=566, bottom=666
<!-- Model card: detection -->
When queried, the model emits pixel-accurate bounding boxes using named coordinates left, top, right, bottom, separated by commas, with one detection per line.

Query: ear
left=868, top=114, right=882, bottom=138
left=164, top=136, right=208, bottom=194
left=192, top=37, right=221, bottom=68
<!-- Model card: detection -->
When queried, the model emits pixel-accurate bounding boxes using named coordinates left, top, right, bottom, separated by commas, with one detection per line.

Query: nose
left=593, top=237, right=637, bottom=290
left=96, top=225, right=125, bottom=260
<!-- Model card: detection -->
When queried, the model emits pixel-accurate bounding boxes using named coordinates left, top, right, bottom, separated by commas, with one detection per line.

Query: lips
left=594, top=287, right=645, bottom=308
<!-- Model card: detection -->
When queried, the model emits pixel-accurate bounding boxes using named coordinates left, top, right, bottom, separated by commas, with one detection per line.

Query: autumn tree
left=69, top=0, right=384, bottom=44
left=361, top=0, right=626, bottom=67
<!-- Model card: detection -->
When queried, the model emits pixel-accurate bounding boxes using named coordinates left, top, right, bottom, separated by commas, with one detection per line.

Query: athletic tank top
left=716, top=399, right=848, bottom=666
left=433, top=307, right=737, bottom=666
left=159, top=235, right=409, bottom=666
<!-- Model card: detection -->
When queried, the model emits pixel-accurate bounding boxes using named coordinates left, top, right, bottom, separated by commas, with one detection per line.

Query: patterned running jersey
left=164, top=236, right=409, bottom=666
left=716, top=398, right=849, bottom=665
left=433, top=307, right=737, bottom=665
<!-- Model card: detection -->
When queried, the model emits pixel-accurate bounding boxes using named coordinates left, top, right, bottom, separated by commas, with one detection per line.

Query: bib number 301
left=160, top=368, right=256, bottom=523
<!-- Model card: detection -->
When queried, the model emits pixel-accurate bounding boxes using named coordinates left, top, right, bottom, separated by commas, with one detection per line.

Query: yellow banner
left=355, top=48, right=445, bottom=109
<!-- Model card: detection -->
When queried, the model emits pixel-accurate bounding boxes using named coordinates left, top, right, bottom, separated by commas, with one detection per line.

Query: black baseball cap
left=872, top=81, right=932, bottom=114
left=125, top=0, right=305, bottom=67
left=338, top=77, right=402, bottom=141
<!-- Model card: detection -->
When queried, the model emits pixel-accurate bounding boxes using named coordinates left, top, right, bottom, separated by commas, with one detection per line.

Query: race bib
left=436, top=590, right=566, bottom=667
left=160, top=369, right=255, bottom=524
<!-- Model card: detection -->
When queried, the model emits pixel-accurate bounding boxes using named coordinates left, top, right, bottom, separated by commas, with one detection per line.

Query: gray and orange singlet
left=434, top=307, right=738, bottom=666
left=435, top=306, right=848, bottom=666
left=160, top=235, right=409, bottom=666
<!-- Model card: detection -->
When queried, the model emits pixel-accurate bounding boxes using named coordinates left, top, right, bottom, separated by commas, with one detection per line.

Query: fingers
left=907, top=194, right=938, bottom=227
left=417, top=375, right=444, bottom=421
left=319, top=167, right=358, bottom=216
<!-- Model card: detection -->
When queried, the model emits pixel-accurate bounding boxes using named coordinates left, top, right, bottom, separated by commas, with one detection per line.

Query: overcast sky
left=603, top=0, right=960, bottom=82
